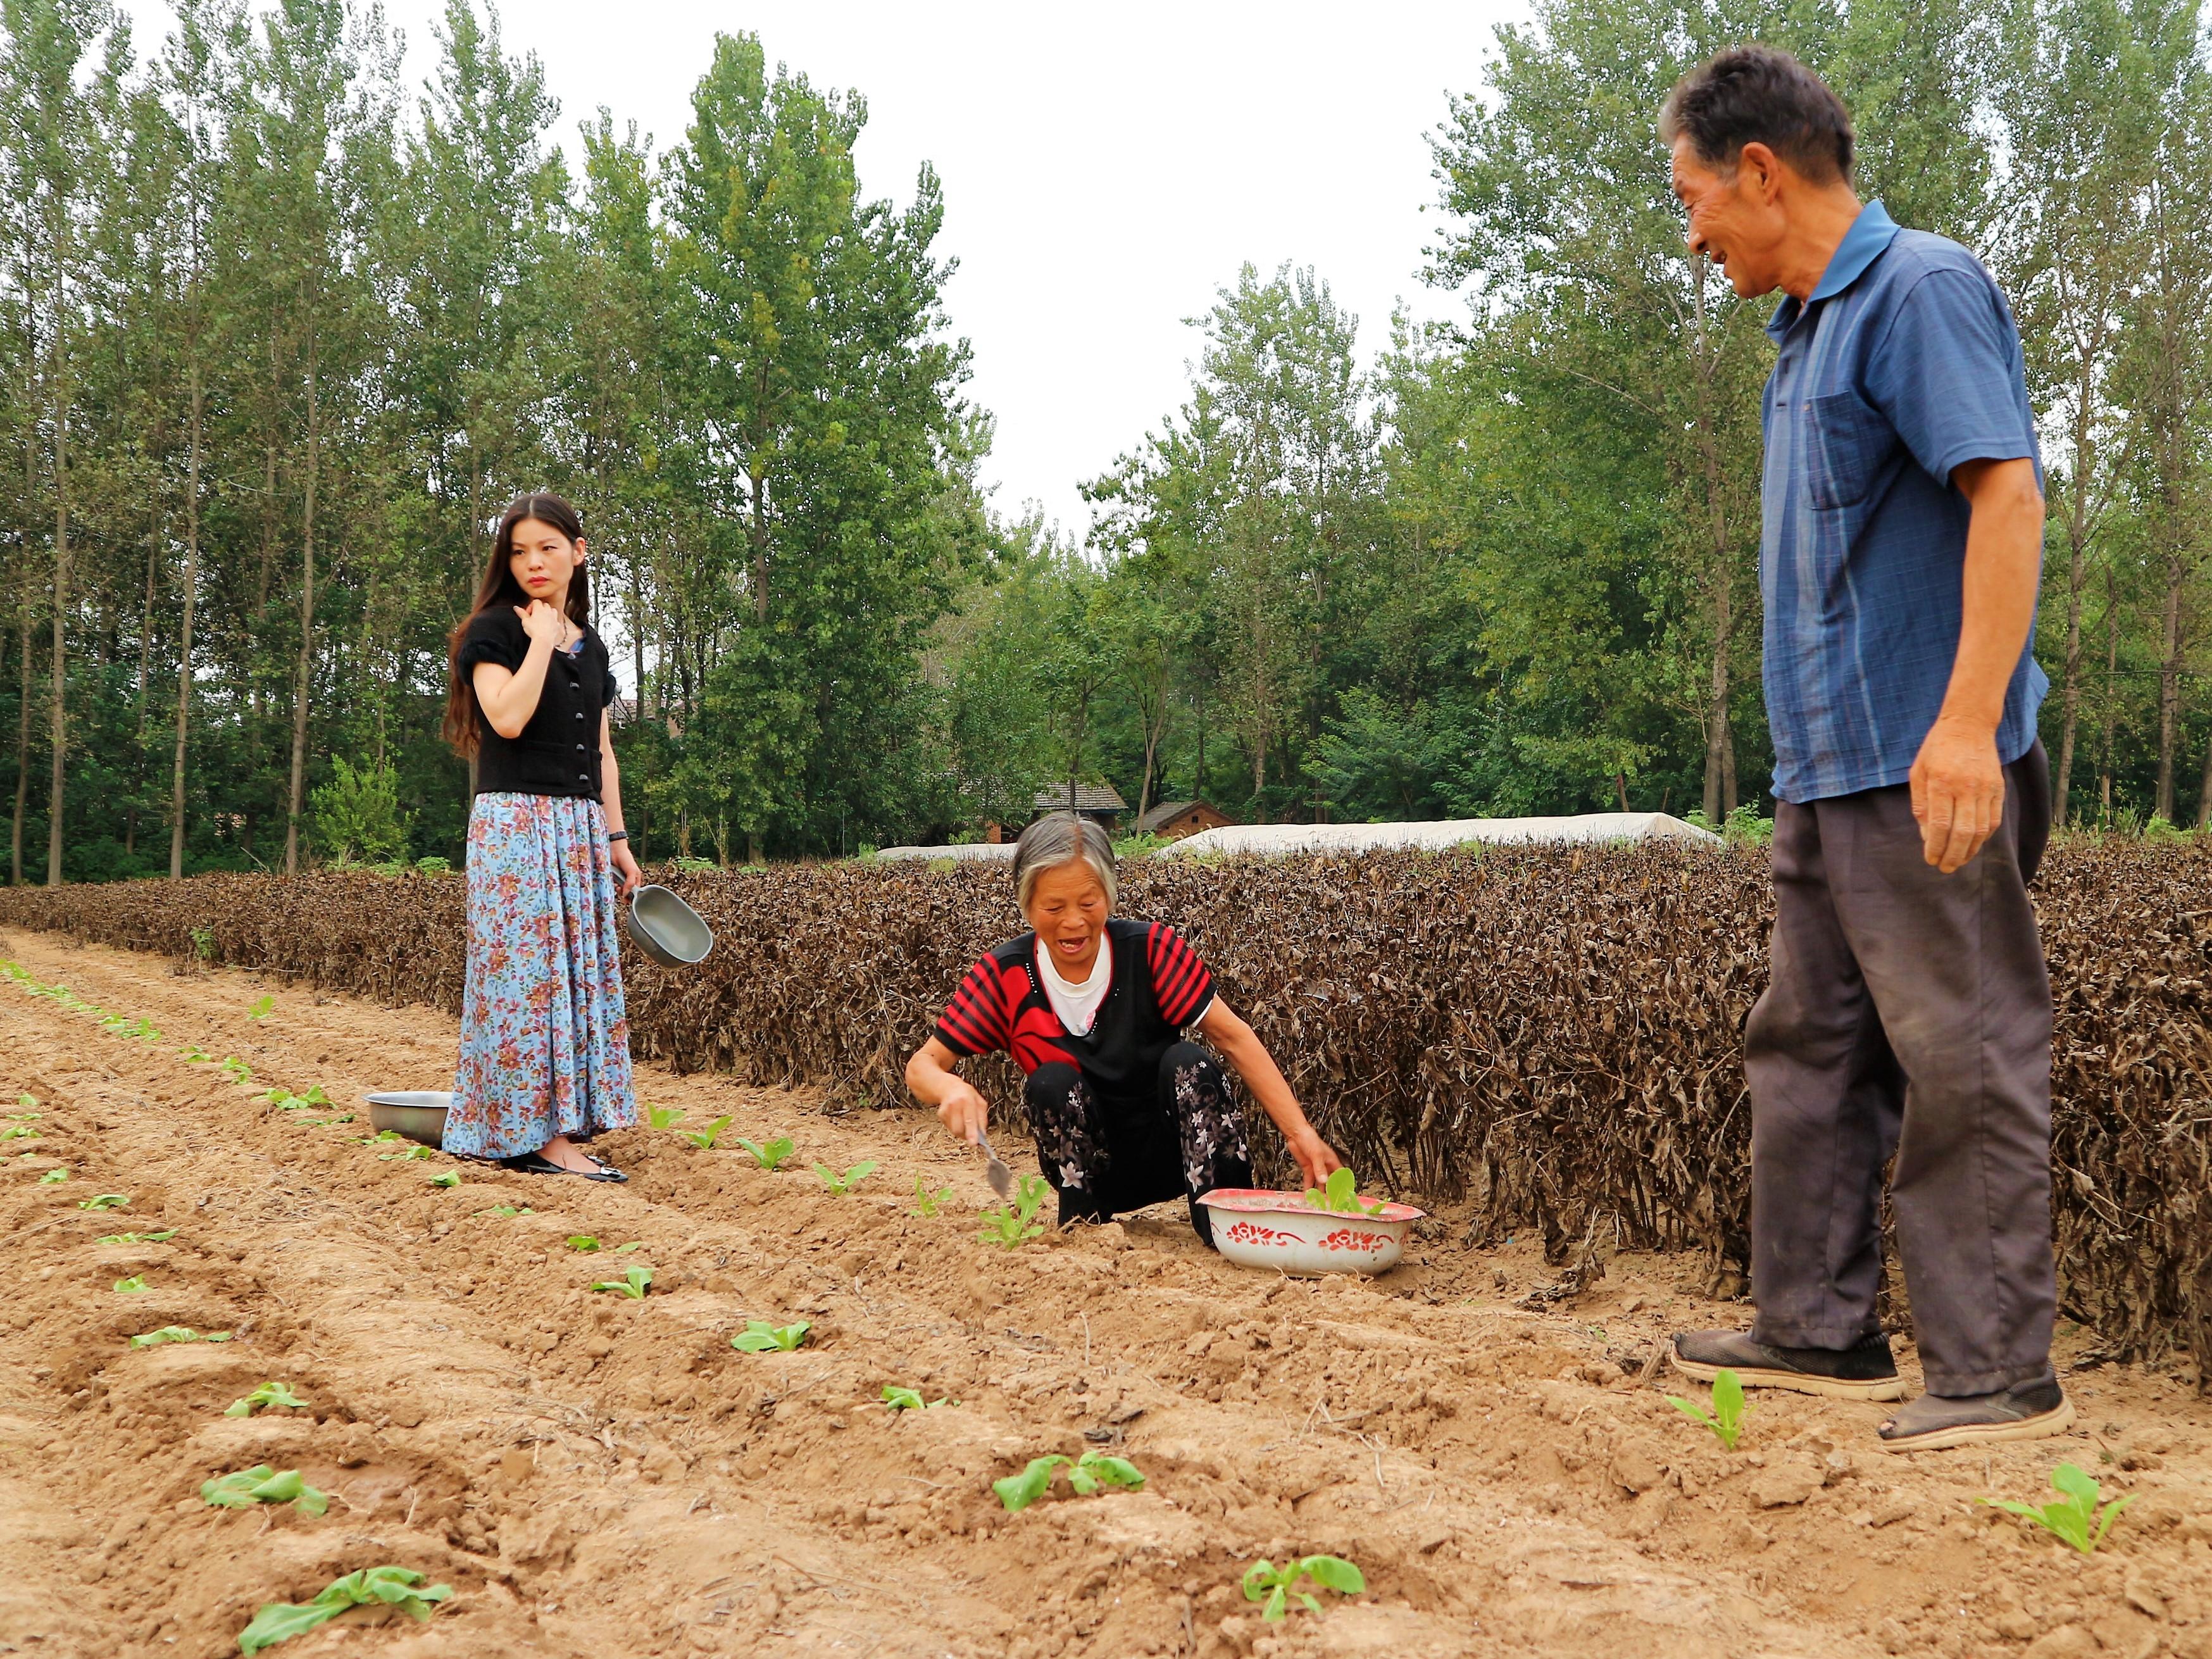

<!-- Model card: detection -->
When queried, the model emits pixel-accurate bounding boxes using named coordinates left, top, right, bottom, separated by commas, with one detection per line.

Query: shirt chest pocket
left=1804, top=389, right=1894, bottom=510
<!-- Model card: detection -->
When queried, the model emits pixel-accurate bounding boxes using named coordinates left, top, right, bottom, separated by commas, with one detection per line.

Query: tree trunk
left=172, top=363, right=202, bottom=879
left=285, top=337, right=318, bottom=874
left=46, top=229, right=70, bottom=889
left=2053, top=523, right=2085, bottom=829
left=10, top=592, right=29, bottom=886
left=2155, top=544, right=2182, bottom=823
left=2096, top=565, right=2120, bottom=825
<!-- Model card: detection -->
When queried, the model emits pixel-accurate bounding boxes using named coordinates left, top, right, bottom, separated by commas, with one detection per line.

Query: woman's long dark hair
left=442, top=492, right=590, bottom=758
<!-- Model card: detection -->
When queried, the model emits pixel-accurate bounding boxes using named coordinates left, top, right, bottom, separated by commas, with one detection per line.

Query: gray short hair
left=1013, top=811, right=1118, bottom=913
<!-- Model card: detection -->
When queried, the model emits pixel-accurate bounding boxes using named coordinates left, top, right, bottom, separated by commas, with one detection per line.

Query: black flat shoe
left=498, top=1151, right=624, bottom=1183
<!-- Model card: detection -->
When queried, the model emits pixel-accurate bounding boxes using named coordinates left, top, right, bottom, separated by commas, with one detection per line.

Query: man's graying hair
left=1660, top=45, right=1854, bottom=185
left=1013, top=812, right=1118, bottom=912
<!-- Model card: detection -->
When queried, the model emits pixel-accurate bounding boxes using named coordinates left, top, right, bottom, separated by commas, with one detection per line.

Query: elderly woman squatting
left=905, top=813, right=1344, bottom=1242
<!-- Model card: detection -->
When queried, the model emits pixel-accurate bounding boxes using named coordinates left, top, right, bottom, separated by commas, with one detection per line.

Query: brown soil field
left=2, top=924, right=2209, bottom=1659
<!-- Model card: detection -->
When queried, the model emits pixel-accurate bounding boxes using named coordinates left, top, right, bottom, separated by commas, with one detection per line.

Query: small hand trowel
left=973, top=1132, right=1015, bottom=1201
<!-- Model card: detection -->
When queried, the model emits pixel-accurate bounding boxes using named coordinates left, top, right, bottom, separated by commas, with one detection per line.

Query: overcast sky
left=120, top=0, right=1526, bottom=535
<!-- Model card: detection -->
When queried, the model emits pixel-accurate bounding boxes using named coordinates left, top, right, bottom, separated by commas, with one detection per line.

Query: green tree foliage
left=0, top=0, right=2207, bottom=882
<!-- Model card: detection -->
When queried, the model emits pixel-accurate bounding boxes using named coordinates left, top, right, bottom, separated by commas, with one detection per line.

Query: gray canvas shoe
left=1671, top=1329, right=1907, bottom=1401
left=1876, top=1370, right=2073, bottom=1453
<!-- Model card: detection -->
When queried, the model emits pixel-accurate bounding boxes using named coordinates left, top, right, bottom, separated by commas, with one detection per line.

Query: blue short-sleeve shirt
left=1759, top=199, right=2046, bottom=803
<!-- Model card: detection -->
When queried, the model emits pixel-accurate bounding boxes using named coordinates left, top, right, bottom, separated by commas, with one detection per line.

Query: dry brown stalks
left=3, top=839, right=2206, bottom=1369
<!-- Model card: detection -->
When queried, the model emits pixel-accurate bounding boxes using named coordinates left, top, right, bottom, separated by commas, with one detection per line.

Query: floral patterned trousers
left=1022, top=1041, right=1253, bottom=1246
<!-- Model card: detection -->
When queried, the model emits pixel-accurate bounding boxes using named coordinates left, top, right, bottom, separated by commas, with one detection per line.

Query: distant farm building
left=1132, top=799, right=1235, bottom=841
left=1031, top=783, right=1128, bottom=827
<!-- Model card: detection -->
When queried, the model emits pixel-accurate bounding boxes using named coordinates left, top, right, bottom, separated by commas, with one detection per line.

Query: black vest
left=463, top=608, right=611, bottom=801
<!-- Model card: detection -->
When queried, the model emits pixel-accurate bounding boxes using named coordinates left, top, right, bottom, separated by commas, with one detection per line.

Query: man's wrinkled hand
left=1908, top=713, right=2005, bottom=873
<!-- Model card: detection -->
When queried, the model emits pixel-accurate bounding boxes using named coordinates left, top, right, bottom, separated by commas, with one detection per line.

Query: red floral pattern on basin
left=1197, top=1187, right=1423, bottom=1276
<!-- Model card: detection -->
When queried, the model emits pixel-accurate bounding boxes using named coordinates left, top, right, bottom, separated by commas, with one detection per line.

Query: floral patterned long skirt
left=447, top=792, right=637, bottom=1160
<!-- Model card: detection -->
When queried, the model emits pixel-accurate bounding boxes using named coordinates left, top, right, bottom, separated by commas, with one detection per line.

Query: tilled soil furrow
left=3, top=931, right=2209, bottom=1659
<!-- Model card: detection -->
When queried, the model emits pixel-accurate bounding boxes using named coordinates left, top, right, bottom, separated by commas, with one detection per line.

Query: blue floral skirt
left=447, top=792, right=638, bottom=1159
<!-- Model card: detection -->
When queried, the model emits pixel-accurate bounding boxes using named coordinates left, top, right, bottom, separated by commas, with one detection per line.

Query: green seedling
left=680, top=1114, right=737, bottom=1150
left=880, top=1384, right=954, bottom=1411
left=129, top=1325, right=231, bottom=1348
left=378, top=1144, right=434, bottom=1161
left=11, top=1092, right=35, bottom=1111
left=203, top=1465, right=327, bottom=1516
left=428, top=1169, right=460, bottom=1188
left=179, top=1044, right=213, bottom=1063
left=590, top=1266, right=653, bottom=1299
left=220, top=1056, right=253, bottom=1084
left=0, top=1124, right=39, bottom=1141
left=814, top=1160, right=878, bottom=1195
left=1666, top=1367, right=1749, bottom=1450
left=613, top=1241, right=643, bottom=1253
left=226, top=1381, right=309, bottom=1417
left=909, top=1177, right=953, bottom=1217
left=247, top=994, right=275, bottom=1020
left=237, top=1565, right=452, bottom=1655
left=977, top=1174, right=1051, bottom=1248
left=1303, top=1166, right=1385, bottom=1216
left=78, top=1193, right=130, bottom=1210
left=1978, top=1462, right=2135, bottom=1554
left=477, top=1204, right=532, bottom=1218
left=191, top=925, right=216, bottom=961
left=731, top=1319, right=811, bottom=1352
left=735, top=1134, right=796, bottom=1170
left=262, top=1085, right=330, bottom=1111
left=350, top=1129, right=406, bottom=1146
left=992, top=1449, right=1146, bottom=1513
left=113, top=1275, right=151, bottom=1293
left=97, top=1229, right=177, bottom=1245
left=37, top=1168, right=67, bottom=1184
left=567, top=1234, right=602, bottom=1251
left=645, top=1102, right=686, bottom=1130
left=1241, top=1555, right=1366, bottom=1621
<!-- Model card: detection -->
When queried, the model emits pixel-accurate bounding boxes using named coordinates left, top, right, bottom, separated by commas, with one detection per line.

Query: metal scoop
left=973, top=1132, right=1015, bottom=1201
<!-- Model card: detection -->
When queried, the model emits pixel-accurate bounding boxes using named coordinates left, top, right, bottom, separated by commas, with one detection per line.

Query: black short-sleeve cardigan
left=456, top=607, right=619, bottom=801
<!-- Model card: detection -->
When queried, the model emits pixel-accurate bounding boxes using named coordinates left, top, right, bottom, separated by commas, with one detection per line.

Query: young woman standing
left=441, top=493, right=643, bottom=1180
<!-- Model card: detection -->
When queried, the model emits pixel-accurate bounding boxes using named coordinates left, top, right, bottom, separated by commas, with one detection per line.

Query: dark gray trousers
left=1746, top=742, right=2055, bottom=1396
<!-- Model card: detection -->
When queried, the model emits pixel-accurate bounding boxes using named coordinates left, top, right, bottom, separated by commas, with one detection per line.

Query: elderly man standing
left=1661, top=47, right=2068, bottom=1451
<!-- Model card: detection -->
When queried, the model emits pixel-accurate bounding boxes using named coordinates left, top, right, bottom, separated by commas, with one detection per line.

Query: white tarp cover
left=872, top=842, right=1018, bottom=863
left=1156, top=811, right=1722, bottom=859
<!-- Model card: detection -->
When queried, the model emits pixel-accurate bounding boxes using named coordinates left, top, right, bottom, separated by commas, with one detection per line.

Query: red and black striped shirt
left=934, top=918, right=1215, bottom=1097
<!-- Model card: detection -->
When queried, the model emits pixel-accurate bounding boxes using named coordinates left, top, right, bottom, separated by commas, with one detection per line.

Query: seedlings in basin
left=1666, top=1367, right=1749, bottom=1450
left=731, top=1320, right=810, bottom=1352
left=236, top=1565, right=452, bottom=1655
left=226, top=1381, right=310, bottom=1417
left=37, top=1168, right=67, bottom=1184
left=909, top=1177, right=953, bottom=1217
left=736, top=1135, right=796, bottom=1170
left=1978, top=1462, right=2134, bottom=1553
left=645, top=1102, right=685, bottom=1130
left=590, top=1267, right=653, bottom=1299
left=1241, top=1555, right=1366, bottom=1621
left=130, top=1325, right=232, bottom=1348
left=113, top=1275, right=152, bottom=1293
left=880, top=1384, right=953, bottom=1411
left=247, top=995, right=275, bottom=1020
left=203, top=1465, right=328, bottom=1516
left=428, top=1169, right=460, bottom=1188
left=78, top=1193, right=130, bottom=1210
left=992, top=1449, right=1146, bottom=1513
left=98, top=1229, right=177, bottom=1244
left=1303, top=1167, right=1385, bottom=1216
left=814, top=1160, right=878, bottom=1195
left=680, top=1114, right=736, bottom=1150
left=977, top=1174, right=1051, bottom=1248
left=567, top=1234, right=603, bottom=1252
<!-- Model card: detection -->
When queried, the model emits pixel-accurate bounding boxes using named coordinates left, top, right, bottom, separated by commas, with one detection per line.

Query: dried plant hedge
left=2, top=839, right=2206, bottom=1369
